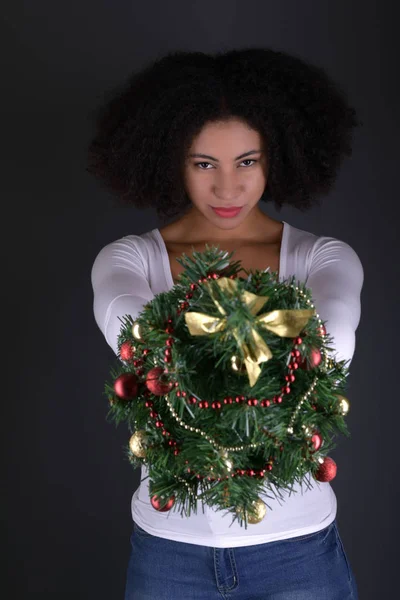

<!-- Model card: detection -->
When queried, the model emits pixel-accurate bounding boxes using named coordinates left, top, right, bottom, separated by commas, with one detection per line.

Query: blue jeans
left=124, top=518, right=358, bottom=599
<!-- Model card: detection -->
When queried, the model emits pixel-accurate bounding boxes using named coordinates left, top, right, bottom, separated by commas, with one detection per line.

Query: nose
left=213, top=172, right=242, bottom=200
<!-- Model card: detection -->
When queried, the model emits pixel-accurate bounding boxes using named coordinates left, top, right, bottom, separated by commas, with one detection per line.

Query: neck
left=175, top=205, right=281, bottom=244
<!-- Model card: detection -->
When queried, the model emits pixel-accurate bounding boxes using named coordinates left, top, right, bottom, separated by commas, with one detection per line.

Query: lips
left=211, top=206, right=243, bottom=218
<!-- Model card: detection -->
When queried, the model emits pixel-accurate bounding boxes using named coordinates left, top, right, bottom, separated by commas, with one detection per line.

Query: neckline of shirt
left=152, top=220, right=289, bottom=289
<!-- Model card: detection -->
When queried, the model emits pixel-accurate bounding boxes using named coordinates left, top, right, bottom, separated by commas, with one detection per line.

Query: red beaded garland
left=125, top=289, right=332, bottom=506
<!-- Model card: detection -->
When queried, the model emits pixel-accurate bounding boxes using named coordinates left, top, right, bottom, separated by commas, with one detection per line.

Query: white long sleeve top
left=91, top=219, right=364, bottom=548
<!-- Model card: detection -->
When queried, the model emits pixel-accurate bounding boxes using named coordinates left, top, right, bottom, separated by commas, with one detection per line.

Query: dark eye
left=195, top=162, right=212, bottom=169
left=194, top=159, right=257, bottom=169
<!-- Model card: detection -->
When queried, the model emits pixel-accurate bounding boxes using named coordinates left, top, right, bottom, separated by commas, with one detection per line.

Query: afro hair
left=86, top=47, right=362, bottom=221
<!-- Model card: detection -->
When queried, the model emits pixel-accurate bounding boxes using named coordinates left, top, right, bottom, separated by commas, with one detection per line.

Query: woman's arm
left=91, top=236, right=155, bottom=356
left=91, top=232, right=364, bottom=366
left=306, top=236, right=364, bottom=365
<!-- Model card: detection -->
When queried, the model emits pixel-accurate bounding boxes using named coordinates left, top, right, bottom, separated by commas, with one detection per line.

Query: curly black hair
left=86, top=47, right=362, bottom=222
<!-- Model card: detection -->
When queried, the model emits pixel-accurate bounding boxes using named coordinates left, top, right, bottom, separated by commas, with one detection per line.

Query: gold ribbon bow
left=184, top=277, right=315, bottom=387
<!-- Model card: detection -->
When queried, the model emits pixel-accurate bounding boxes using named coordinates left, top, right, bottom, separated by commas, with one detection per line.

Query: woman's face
left=182, top=118, right=269, bottom=230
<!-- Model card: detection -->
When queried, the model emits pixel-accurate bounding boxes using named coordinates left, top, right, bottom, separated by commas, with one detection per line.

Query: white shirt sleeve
left=91, top=236, right=155, bottom=357
left=306, top=236, right=364, bottom=365
left=91, top=231, right=364, bottom=368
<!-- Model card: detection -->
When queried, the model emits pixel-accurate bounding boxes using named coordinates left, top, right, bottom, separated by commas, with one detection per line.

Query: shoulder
left=286, top=221, right=364, bottom=281
left=309, top=233, right=364, bottom=282
left=91, top=230, right=157, bottom=281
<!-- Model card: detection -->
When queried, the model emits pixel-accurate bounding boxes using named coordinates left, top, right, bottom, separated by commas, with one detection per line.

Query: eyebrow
left=188, top=149, right=262, bottom=162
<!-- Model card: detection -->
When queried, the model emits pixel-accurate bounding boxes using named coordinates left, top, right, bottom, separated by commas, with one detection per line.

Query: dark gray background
left=2, top=1, right=397, bottom=598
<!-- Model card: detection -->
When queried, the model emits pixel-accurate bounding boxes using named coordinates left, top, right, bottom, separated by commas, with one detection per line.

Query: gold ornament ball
left=220, top=450, right=233, bottom=473
left=223, top=458, right=233, bottom=472
left=236, top=498, right=267, bottom=524
left=337, top=395, right=350, bottom=415
left=129, top=431, right=148, bottom=458
left=132, top=321, right=143, bottom=341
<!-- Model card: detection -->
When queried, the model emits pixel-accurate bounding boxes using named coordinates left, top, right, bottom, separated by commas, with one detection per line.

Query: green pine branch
left=102, top=246, right=351, bottom=527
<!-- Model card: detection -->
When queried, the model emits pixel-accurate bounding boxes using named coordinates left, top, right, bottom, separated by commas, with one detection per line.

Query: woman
left=89, top=47, right=363, bottom=599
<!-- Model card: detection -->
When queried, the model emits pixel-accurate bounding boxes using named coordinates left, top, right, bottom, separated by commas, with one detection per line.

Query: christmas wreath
left=104, top=245, right=351, bottom=527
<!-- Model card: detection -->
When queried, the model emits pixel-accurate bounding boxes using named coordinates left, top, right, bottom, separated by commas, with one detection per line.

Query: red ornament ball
left=315, top=456, right=337, bottom=482
left=151, top=494, right=175, bottom=512
left=298, top=348, right=322, bottom=370
left=311, top=432, right=323, bottom=451
left=145, top=367, right=174, bottom=395
left=120, top=341, right=135, bottom=361
left=309, top=348, right=322, bottom=367
left=113, top=373, right=139, bottom=400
